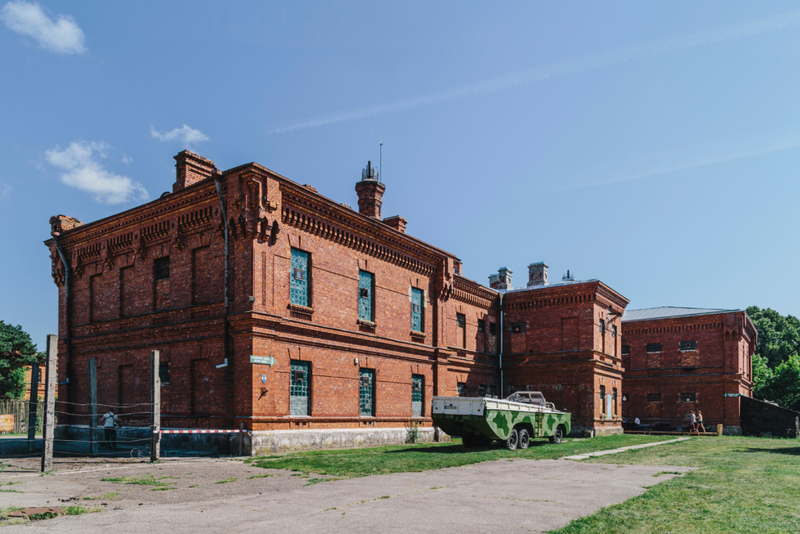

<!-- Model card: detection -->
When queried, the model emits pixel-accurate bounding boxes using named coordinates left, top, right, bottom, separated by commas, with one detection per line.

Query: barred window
left=511, top=323, right=525, bottom=334
left=358, top=271, right=375, bottom=322
left=489, top=322, right=496, bottom=336
left=646, top=343, right=662, bottom=353
left=621, top=345, right=631, bottom=355
left=456, top=313, right=466, bottom=328
left=359, top=369, right=375, bottom=416
left=681, top=392, right=696, bottom=403
left=411, top=288, right=424, bottom=333
left=647, top=393, right=661, bottom=403
left=457, top=382, right=466, bottom=397
left=599, top=318, right=605, bottom=334
left=290, top=249, right=310, bottom=307
left=680, top=340, right=697, bottom=352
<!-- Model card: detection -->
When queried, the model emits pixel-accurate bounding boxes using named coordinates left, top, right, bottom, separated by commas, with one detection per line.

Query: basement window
left=680, top=340, right=697, bottom=352
left=646, top=343, right=662, bottom=353
left=681, top=392, right=696, bottom=403
left=647, top=393, right=661, bottom=403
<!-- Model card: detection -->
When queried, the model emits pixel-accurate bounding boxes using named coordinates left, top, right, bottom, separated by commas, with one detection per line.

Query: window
left=290, top=360, right=310, bottom=415
left=478, top=384, right=486, bottom=397
left=622, top=393, right=629, bottom=402
left=290, top=249, right=310, bottom=307
left=647, top=393, right=662, bottom=403
left=612, top=325, right=617, bottom=338
left=159, top=362, right=170, bottom=385
left=457, top=382, right=466, bottom=397
left=489, top=322, right=496, bottom=336
left=478, top=319, right=486, bottom=333
left=680, top=340, right=697, bottom=352
left=599, top=318, right=605, bottom=334
left=411, top=288, right=424, bottom=332
left=511, top=323, right=525, bottom=334
left=359, top=369, right=375, bottom=416
left=358, top=271, right=374, bottom=322
left=621, top=345, right=631, bottom=355
left=456, top=313, right=466, bottom=328
left=612, top=388, right=618, bottom=416
left=599, top=385, right=606, bottom=415
left=154, top=257, right=170, bottom=280
left=680, top=392, right=696, bottom=403
left=646, top=343, right=662, bottom=353
left=411, top=374, right=424, bottom=417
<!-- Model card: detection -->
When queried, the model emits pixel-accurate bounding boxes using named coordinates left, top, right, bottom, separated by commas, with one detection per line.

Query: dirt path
left=1, top=456, right=693, bottom=533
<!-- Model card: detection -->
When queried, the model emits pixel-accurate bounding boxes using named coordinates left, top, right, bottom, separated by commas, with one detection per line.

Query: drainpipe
left=53, top=238, right=71, bottom=394
left=499, top=292, right=504, bottom=398
left=214, top=175, right=230, bottom=368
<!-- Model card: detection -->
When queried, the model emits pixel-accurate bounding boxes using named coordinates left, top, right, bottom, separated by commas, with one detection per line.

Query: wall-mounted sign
left=250, top=355, right=276, bottom=366
left=723, top=393, right=741, bottom=398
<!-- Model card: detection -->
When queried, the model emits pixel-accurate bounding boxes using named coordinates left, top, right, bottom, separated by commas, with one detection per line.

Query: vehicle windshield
left=506, top=391, right=546, bottom=406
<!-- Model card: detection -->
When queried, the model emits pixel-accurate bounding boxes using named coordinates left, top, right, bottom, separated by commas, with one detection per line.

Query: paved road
left=3, top=458, right=692, bottom=533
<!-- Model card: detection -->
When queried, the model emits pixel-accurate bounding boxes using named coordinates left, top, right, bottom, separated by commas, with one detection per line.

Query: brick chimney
left=489, top=267, right=512, bottom=290
left=383, top=215, right=407, bottom=233
left=173, top=150, right=217, bottom=192
left=527, top=262, right=548, bottom=287
left=49, top=215, right=83, bottom=236
left=355, top=161, right=385, bottom=219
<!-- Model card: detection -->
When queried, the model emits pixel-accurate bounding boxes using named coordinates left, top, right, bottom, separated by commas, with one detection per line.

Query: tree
left=746, top=306, right=800, bottom=368
left=0, top=321, right=43, bottom=399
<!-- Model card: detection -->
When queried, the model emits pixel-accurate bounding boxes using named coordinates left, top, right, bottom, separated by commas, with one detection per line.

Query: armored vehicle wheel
left=517, top=428, right=530, bottom=450
left=549, top=425, right=564, bottom=444
left=505, top=428, right=519, bottom=451
left=462, top=435, right=477, bottom=449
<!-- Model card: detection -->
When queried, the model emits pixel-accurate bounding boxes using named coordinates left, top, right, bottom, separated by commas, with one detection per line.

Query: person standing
left=697, top=411, right=706, bottom=433
left=689, top=411, right=698, bottom=435
left=100, top=409, right=119, bottom=449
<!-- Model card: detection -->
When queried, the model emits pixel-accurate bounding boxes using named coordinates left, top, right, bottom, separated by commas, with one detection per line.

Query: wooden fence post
left=89, top=359, right=98, bottom=456
left=27, top=366, right=39, bottom=452
left=150, top=350, right=160, bottom=462
left=41, top=335, right=57, bottom=472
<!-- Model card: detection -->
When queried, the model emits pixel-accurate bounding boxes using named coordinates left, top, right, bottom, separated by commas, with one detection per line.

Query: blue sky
left=2, top=1, right=799, bottom=350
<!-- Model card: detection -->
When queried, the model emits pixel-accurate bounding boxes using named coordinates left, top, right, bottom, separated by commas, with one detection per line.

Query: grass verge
left=247, top=434, right=671, bottom=479
left=551, top=436, right=800, bottom=533
left=101, top=474, right=177, bottom=488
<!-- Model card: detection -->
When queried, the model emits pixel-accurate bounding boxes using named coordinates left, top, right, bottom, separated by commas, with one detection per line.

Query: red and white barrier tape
left=156, top=429, right=246, bottom=434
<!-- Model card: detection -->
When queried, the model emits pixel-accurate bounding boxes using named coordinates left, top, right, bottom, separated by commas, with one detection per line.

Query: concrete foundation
left=248, top=426, right=446, bottom=456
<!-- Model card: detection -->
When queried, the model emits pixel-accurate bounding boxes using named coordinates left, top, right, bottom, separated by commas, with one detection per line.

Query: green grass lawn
left=553, top=436, right=800, bottom=534
left=247, top=434, right=671, bottom=478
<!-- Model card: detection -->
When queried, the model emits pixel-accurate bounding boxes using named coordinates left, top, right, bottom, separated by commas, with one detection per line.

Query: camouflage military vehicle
left=431, top=391, right=571, bottom=450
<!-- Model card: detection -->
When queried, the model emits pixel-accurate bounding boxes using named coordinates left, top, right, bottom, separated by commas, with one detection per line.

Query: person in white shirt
left=634, top=417, right=640, bottom=426
left=100, top=410, right=119, bottom=450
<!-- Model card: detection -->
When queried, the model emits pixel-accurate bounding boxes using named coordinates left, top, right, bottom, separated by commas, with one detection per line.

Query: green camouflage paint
left=433, top=407, right=570, bottom=443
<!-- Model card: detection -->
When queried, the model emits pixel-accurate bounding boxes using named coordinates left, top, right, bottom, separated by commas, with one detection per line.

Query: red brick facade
left=496, top=266, right=629, bottom=435
left=621, top=309, right=756, bottom=433
left=46, top=152, right=500, bottom=432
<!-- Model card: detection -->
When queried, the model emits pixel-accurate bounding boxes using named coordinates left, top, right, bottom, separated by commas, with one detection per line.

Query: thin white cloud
left=552, top=137, right=800, bottom=193
left=150, top=125, right=209, bottom=148
left=0, top=179, right=11, bottom=199
left=0, top=1, right=86, bottom=54
left=46, top=141, right=149, bottom=204
left=269, top=11, right=800, bottom=134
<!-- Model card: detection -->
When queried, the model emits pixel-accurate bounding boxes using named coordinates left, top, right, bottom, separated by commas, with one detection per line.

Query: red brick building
left=621, top=307, right=756, bottom=434
left=492, top=264, right=629, bottom=436
left=46, top=152, right=500, bottom=444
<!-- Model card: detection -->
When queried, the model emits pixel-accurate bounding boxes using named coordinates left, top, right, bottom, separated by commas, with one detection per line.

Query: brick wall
left=621, top=310, right=756, bottom=431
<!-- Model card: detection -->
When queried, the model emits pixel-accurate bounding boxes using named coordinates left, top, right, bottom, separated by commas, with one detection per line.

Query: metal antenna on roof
left=379, top=140, right=383, bottom=183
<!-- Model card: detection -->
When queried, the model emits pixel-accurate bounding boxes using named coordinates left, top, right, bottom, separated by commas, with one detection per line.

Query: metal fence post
left=27, top=365, right=39, bottom=452
left=41, top=335, right=57, bottom=472
left=89, top=359, right=98, bottom=456
left=150, top=350, right=160, bottom=462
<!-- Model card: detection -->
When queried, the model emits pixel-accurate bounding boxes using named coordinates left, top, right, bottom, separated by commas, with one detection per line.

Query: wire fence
left=0, top=398, right=156, bottom=460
